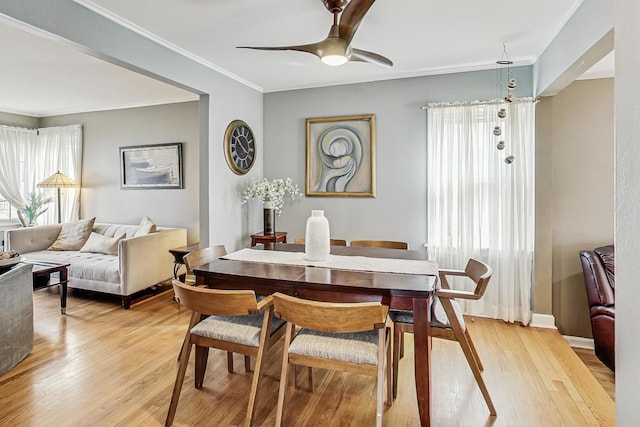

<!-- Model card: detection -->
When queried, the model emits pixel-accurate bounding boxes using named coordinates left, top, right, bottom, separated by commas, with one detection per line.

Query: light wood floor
left=573, top=348, right=615, bottom=401
left=0, top=287, right=615, bottom=426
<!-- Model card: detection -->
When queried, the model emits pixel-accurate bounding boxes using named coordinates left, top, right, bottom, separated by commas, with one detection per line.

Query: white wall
left=41, top=102, right=200, bottom=242
left=263, top=68, right=533, bottom=250
left=534, top=0, right=613, bottom=96
left=615, top=0, right=640, bottom=422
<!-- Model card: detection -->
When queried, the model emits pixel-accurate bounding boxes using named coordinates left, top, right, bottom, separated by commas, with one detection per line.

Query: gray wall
left=0, top=111, right=38, bottom=129
left=263, top=67, right=533, bottom=250
left=538, top=78, right=614, bottom=338
left=41, top=101, right=200, bottom=242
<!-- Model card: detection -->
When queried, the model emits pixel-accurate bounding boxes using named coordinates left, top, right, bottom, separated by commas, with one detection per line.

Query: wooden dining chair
left=182, top=245, right=227, bottom=285
left=178, top=245, right=229, bottom=363
left=166, top=280, right=286, bottom=427
left=272, top=292, right=391, bottom=427
left=293, top=237, right=348, bottom=246
left=350, top=240, right=408, bottom=250
left=389, top=258, right=496, bottom=416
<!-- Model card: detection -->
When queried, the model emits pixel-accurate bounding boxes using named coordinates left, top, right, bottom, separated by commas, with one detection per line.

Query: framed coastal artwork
left=305, top=114, right=376, bottom=197
left=120, top=142, right=183, bottom=189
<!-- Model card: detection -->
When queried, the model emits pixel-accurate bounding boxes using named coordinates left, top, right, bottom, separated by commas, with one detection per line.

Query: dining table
left=193, top=243, right=438, bottom=426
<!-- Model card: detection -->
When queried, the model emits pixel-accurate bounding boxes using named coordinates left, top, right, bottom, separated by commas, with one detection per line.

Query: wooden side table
left=169, top=242, right=201, bottom=279
left=250, top=232, right=287, bottom=247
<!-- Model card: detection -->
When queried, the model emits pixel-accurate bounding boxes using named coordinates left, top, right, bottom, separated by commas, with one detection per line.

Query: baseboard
left=530, top=313, right=557, bottom=329
left=563, top=335, right=595, bottom=350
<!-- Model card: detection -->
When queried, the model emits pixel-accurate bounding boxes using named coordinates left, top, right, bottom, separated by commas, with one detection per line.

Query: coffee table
left=23, top=260, right=70, bottom=314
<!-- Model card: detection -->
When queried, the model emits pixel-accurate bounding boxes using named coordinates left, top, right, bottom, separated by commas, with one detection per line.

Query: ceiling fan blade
left=339, top=0, right=376, bottom=45
left=237, top=42, right=322, bottom=58
left=350, top=48, right=393, bottom=67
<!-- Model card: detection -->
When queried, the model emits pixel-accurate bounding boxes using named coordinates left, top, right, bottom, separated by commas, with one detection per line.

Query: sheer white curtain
left=0, top=125, right=37, bottom=210
left=27, top=125, right=83, bottom=223
left=426, top=100, right=535, bottom=324
left=0, top=124, right=82, bottom=224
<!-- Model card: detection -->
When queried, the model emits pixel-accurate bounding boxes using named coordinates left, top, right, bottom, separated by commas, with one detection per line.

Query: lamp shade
left=37, top=171, right=79, bottom=188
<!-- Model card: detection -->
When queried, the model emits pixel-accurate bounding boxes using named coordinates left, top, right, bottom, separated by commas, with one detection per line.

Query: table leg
left=60, top=267, right=68, bottom=315
left=173, top=263, right=181, bottom=280
left=412, top=296, right=432, bottom=426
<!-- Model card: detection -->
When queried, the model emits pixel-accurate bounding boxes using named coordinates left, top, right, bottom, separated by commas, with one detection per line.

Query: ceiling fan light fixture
left=321, top=54, right=349, bottom=66
left=320, top=38, right=349, bottom=66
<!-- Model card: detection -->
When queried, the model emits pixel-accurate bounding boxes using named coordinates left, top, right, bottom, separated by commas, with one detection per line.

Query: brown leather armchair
left=579, top=245, right=615, bottom=371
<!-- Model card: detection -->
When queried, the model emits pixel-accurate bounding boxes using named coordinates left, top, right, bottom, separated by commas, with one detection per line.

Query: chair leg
left=227, top=351, right=234, bottom=372
left=440, top=298, right=496, bottom=416
left=244, top=309, right=274, bottom=427
left=307, top=367, right=313, bottom=391
left=375, top=328, right=385, bottom=427
left=400, top=332, right=405, bottom=359
left=392, top=323, right=402, bottom=399
left=165, top=341, right=192, bottom=426
left=194, top=346, right=209, bottom=389
left=385, top=327, right=392, bottom=407
left=457, top=332, right=496, bottom=415
left=178, top=311, right=200, bottom=363
left=245, top=355, right=253, bottom=372
left=276, top=324, right=294, bottom=427
left=465, top=328, right=484, bottom=371
left=293, top=366, right=313, bottom=391
left=177, top=330, right=190, bottom=363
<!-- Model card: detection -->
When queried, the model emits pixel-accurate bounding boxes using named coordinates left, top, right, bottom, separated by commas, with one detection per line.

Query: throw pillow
left=80, top=232, right=125, bottom=255
left=48, top=217, right=96, bottom=251
left=134, top=216, right=157, bottom=237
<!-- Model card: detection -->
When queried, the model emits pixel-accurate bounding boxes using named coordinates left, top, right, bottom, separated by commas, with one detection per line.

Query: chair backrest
left=350, top=240, right=408, bottom=250
left=464, top=259, right=492, bottom=297
left=172, top=279, right=257, bottom=316
left=294, top=237, right=347, bottom=246
left=272, top=292, right=388, bottom=333
left=183, top=245, right=227, bottom=274
left=439, top=258, right=493, bottom=300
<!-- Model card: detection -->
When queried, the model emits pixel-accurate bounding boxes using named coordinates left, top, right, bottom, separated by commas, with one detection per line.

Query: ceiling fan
left=238, top=0, right=392, bottom=67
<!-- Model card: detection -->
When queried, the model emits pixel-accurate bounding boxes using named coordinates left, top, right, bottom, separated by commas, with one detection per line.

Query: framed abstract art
left=305, top=114, right=376, bottom=197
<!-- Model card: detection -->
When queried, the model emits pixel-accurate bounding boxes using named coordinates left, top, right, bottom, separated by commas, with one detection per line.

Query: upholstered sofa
left=0, top=263, right=34, bottom=376
left=579, top=244, right=615, bottom=371
left=5, top=221, right=187, bottom=309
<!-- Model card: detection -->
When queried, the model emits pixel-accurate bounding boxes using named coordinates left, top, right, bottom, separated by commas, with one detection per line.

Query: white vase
left=305, top=210, right=330, bottom=261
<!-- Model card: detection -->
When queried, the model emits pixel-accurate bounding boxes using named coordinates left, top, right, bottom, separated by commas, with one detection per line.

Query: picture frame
left=120, top=142, right=183, bottom=189
left=306, top=114, right=376, bottom=197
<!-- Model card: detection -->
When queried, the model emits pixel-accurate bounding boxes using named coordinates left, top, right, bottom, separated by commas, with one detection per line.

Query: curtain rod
left=421, top=97, right=539, bottom=110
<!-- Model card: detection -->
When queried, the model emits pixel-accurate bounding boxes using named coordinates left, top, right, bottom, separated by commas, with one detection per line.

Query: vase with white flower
left=242, top=178, right=301, bottom=235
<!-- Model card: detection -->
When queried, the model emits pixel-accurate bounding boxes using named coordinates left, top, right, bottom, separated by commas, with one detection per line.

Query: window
left=0, top=124, right=82, bottom=224
left=426, top=99, right=536, bottom=324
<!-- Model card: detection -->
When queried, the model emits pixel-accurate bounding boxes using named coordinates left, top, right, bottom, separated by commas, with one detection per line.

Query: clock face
left=224, top=120, right=256, bottom=175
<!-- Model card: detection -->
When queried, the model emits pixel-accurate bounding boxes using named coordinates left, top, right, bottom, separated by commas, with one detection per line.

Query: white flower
left=242, top=177, right=301, bottom=215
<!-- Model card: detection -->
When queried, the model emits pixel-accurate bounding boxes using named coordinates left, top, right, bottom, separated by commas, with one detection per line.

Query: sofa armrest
left=118, top=228, right=187, bottom=296
left=5, top=224, right=63, bottom=254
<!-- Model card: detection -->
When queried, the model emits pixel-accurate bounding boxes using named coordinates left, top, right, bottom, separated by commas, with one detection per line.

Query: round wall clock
left=224, top=120, right=256, bottom=175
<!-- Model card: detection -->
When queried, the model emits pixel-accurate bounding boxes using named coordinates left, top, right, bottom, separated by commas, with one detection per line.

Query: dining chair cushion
left=288, top=329, right=379, bottom=365
left=388, top=298, right=465, bottom=331
left=191, top=313, right=285, bottom=347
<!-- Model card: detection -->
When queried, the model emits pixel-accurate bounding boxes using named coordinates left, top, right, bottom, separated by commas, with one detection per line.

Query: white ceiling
left=0, top=0, right=612, bottom=117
